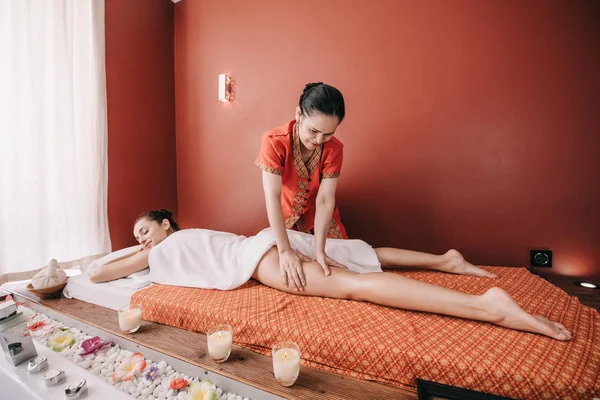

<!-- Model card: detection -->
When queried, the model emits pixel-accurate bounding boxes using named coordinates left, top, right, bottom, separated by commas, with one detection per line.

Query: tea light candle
left=118, top=304, right=142, bottom=333
left=207, top=325, right=232, bottom=362
left=272, top=342, right=300, bottom=386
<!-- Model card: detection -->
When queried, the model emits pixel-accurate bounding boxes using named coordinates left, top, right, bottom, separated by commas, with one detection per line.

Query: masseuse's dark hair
left=299, top=82, right=345, bottom=122
left=136, top=209, right=180, bottom=231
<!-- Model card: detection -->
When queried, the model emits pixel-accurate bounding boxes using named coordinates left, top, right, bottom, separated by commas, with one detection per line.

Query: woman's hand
left=279, top=249, right=313, bottom=291
left=316, top=251, right=347, bottom=276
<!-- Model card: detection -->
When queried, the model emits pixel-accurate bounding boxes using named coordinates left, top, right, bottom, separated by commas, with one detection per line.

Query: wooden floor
left=23, top=294, right=416, bottom=400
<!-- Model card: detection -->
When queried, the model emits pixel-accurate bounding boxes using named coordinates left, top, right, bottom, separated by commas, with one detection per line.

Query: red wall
left=173, top=0, right=600, bottom=277
left=106, top=0, right=177, bottom=250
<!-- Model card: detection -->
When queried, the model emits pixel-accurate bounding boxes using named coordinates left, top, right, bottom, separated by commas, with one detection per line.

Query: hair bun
left=159, top=209, right=172, bottom=217
left=303, top=82, right=323, bottom=94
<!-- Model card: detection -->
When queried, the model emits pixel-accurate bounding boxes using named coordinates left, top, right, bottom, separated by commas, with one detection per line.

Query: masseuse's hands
left=316, top=251, right=348, bottom=276
left=279, top=249, right=312, bottom=291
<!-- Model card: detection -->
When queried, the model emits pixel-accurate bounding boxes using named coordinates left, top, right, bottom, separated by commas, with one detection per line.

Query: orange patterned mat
left=132, top=267, right=600, bottom=399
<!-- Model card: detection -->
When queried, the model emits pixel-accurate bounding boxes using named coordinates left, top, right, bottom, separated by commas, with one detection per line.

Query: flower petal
left=80, top=336, right=111, bottom=355
left=112, top=369, right=126, bottom=383
left=129, top=352, right=145, bottom=364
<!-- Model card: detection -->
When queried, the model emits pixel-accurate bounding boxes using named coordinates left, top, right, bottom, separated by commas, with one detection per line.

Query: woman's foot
left=437, top=249, right=498, bottom=278
left=480, top=287, right=572, bottom=341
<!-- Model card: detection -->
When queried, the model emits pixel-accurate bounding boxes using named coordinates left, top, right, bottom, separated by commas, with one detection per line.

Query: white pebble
left=165, top=365, right=173, bottom=373
left=83, top=353, right=95, bottom=361
left=243, top=398, right=249, bottom=400
left=124, top=381, right=136, bottom=392
left=105, top=363, right=115, bottom=372
left=157, top=361, right=167, bottom=368
left=73, top=355, right=83, bottom=364
left=148, top=397, right=155, bottom=400
left=61, top=348, right=73, bottom=357
left=157, top=396, right=166, bottom=400
left=92, top=362, right=103, bottom=369
left=153, top=386, right=163, bottom=397
left=177, top=393, right=187, bottom=400
left=235, top=396, right=242, bottom=400
left=95, top=355, right=106, bottom=363
left=106, top=346, right=117, bottom=357
left=158, top=366, right=166, bottom=375
left=80, top=359, right=93, bottom=369
left=168, top=397, right=176, bottom=400
left=129, top=385, right=137, bottom=395
left=107, top=353, right=118, bottom=364
left=167, top=390, right=176, bottom=397
left=90, top=367, right=102, bottom=375
left=142, top=385, right=155, bottom=397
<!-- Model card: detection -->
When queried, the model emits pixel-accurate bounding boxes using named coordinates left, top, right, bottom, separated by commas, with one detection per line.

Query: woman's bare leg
left=252, top=247, right=571, bottom=341
left=375, top=248, right=497, bottom=278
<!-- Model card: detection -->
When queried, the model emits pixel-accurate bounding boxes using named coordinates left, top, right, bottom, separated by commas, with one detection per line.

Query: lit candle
left=207, top=325, right=232, bottom=363
left=118, top=304, right=142, bottom=333
left=272, top=341, right=300, bottom=386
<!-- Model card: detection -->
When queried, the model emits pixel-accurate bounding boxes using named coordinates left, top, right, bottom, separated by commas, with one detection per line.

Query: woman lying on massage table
left=90, top=209, right=571, bottom=341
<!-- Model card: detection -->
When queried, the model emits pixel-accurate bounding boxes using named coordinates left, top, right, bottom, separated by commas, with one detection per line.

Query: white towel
left=146, top=228, right=382, bottom=290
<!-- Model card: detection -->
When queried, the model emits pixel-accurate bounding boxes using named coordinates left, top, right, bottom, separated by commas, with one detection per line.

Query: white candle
left=118, top=307, right=142, bottom=333
left=273, top=348, right=300, bottom=384
left=207, top=330, right=232, bottom=361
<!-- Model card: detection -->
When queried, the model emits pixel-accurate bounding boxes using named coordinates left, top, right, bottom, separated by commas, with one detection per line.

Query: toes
left=554, top=331, right=571, bottom=341
left=554, top=321, right=568, bottom=331
left=553, top=322, right=572, bottom=339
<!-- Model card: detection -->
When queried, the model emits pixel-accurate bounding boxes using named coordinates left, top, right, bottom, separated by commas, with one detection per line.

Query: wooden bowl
left=26, top=279, right=68, bottom=299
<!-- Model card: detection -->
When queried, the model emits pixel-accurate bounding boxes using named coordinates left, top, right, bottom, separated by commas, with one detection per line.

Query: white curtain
left=0, top=0, right=110, bottom=275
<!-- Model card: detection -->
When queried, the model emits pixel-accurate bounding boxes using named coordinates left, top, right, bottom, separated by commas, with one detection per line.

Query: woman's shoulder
left=323, top=136, right=343, bottom=156
left=261, top=120, right=294, bottom=142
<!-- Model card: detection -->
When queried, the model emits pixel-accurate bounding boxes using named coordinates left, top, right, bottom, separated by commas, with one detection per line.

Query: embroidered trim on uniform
left=292, top=124, right=322, bottom=178
left=322, top=171, right=340, bottom=179
left=327, top=219, right=343, bottom=239
left=254, top=160, right=283, bottom=175
left=293, top=216, right=310, bottom=234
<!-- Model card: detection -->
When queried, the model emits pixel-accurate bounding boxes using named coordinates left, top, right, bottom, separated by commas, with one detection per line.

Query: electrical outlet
left=530, top=250, right=552, bottom=267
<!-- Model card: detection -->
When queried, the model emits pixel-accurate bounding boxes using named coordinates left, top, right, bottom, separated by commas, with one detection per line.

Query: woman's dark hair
left=299, top=82, right=345, bottom=123
left=136, top=209, right=180, bottom=231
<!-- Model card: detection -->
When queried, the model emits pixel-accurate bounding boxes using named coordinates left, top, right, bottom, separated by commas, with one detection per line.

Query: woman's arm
left=314, top=178, right=346, bottom=274
left=262, top=171, right=312, bottom=290
left=262, top=171, right=293, bottom=253
left=89, top=249, right=150, bottom=283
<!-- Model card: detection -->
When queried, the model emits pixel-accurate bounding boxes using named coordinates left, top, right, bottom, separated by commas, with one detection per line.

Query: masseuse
left=255, top=82, right=347, bottom=291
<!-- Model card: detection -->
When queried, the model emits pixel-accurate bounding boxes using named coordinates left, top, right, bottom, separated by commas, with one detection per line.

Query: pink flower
left=112, top=352, right=146, bottom=383
left=79, top=336, right=111, bottom=355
